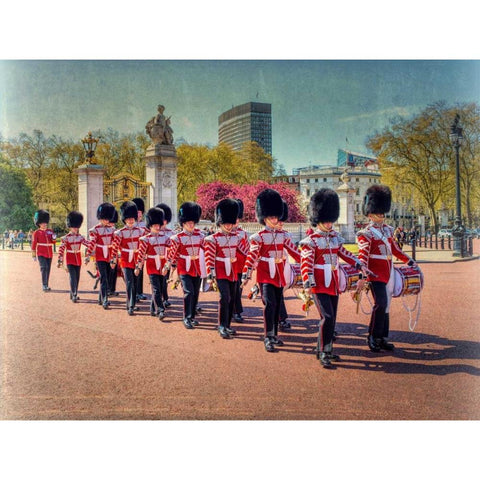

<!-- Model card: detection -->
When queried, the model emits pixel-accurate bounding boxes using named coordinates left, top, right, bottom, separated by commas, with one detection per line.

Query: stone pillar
left=144, top=144, right=178, bottom=225
left=336, top=175, right=356, bottom=243
left=75, top=164, right=105, bottom=237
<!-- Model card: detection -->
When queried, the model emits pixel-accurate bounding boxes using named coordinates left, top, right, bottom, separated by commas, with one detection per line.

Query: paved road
left=1, top=250, right=479, bottom=420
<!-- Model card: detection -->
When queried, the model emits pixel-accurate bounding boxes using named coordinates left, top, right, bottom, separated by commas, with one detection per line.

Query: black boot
left=319, top=352, right=333, bottom=368
left=379, top=338, right=395, bottom=351
left=367, top=335, right=381, bottom=352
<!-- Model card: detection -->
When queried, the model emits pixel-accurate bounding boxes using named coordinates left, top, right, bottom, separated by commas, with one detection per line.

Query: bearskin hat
left=215, top=198, right=240, bottom=226
left=111, top=209, right=119, bottom=224
left=34, top=209, right=50, bottom=226
left=308, top=188, right=340, bottom=225
left=255, top=188, right=284, bottom=225
left=178, top=202, right=202, bottom=224
left=156, top=203, right=172, bottom=223
left=120, top=201, right=138, bottom=223
left=235, top=198, right=244, bottom=220
left=131, top=197, right=145, bottom=213
left=145, top=207, right=165, bottom=228
left=362, top=184, right=391, bottom=216
left=279, top=200, right=289, bottom=222
left=66, top=211, right=84, bottom=228
left=96, top=202, right=116, bottom=221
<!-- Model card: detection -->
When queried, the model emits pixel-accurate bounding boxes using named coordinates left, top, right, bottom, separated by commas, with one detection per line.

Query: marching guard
left=241, top=189, right=301, bottom=352
left=164, top=202, right=205, bottom=330
left=31, top=209, right=57, bottom=292
left=356, top=185, right=416, bottom=352
left=299, top=189, right=367, bottom=368
left=278, top=199, right=292, bottom=331
left=156, top=203, right=174, bottom=309
left=57, top=211, right=89, bottom=303
left=132, top=197, right=147, bottom=302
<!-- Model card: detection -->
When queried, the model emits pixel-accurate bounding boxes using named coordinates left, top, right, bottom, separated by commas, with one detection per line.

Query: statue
left=146, top=104, right=174, bottom=145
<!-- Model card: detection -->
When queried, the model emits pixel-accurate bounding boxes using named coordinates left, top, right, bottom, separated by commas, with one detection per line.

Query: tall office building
left=218, top=102, right=272, bottom=155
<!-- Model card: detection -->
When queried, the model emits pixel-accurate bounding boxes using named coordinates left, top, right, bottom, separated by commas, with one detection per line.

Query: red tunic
left=356, top=222, right=411, bottom=284
left=242, top=227, right=301, bottom=288
left=299, top=229, right=360, bottom=295
left=167, top=228, right=205, bottom=277
left=31, top=228, right=56, bottom=258
left=136, top=231, right=171, bottom=275
left=110, top=226, right=144, bottom=269
left=85, top=224, right=116, bottom=262
left=204, top=230, right=243, bottom=282
left=57, top=232, right=89, bottom=266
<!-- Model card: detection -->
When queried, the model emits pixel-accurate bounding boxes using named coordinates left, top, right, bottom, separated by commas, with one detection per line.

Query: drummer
left=356, top=185, right=416, bottom=353
left=299, top=189, right=367, bottom=368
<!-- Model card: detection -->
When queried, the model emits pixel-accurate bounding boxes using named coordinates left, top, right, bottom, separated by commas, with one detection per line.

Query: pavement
left=1, top=247, right=479, bottom=421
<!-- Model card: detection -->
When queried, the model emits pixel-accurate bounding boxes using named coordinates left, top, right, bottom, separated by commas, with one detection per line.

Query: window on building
left=323, top=178, right=327, bottom=182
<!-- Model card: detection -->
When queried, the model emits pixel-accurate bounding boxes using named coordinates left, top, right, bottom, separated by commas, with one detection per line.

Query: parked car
left=438, top=228, right=452, bottom=238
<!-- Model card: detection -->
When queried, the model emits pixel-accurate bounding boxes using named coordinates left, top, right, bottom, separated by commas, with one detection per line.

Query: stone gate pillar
left=336, top=169, right=356, bottom=243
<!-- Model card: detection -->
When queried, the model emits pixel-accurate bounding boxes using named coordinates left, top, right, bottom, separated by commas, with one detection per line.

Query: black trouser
left=162, top=269, right=170, bottom=303
left=279, top=293, right=288, bottom=321
left=217, top=278, right=236, bottom=328
left=67, top=264, right=81, bottom=298
left=136, top=268, right=144, bottom=296
left=233, top=273, right=243, bottom=315
left=260, top=282, right=283, bottom=337
left=149, top=274, right=165, bottom=314
left=369, top=281, right=390, bottom=339
left=313, top=293, right=339, bottom=353
left=96, top=260, right=110, bottom=305
left=180, top=274, right=202, bottom=320
left=108, top=262, right=118, bottom=294
left=38, top=256, right=52, bottom=288
left=122, top=267, right=137, bottom=310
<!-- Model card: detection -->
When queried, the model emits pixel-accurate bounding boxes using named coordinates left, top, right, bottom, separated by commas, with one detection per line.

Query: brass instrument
left=298, top=288, right=314, bottom=317
left=247, top=283, right=260, bottom=301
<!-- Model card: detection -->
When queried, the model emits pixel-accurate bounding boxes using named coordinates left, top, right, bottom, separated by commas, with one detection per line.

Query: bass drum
left=338, top=264, right=361, bottom=293
left=285, top=263, right=303, bottom=289
left=393, top=265, right=424, bottom=297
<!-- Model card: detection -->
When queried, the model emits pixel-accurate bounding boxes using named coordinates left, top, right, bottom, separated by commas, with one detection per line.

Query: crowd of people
left=30, top=184, right=416, bottom=368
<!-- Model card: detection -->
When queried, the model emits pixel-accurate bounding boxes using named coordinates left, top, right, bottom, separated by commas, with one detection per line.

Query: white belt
left=180, top=254, right=198, bottom=273
left=147, top=254, right=165, bottom=270
left=313, top=264, right=336, bottom=288
left=96, top=244, right=111, bottom=258
left=180, top=252, right=206, bottom=277
left=66, top=249, right=80, bottom=254
left=122, top=248, right=136, bottom=263
left=215, top=256, right=236, bottom=276
left=38, top=243, right=53, bottom=247
left=370, top=254, right=392, bottom=260
left=259, top=256, right=282, bottom=279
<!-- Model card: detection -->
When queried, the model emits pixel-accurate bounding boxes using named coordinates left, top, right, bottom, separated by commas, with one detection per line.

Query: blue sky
left=1, top=59, right=479, bottom=173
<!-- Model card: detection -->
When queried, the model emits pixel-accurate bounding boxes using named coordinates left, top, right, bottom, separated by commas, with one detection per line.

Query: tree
left=195, top=181, right=237, bottom=221
left=0, top=162, right=36, bottom=231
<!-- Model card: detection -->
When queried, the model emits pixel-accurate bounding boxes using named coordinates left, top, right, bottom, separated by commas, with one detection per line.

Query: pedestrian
left=31, top=210, right=57, bottom=292
left=57, top=211, right=89, bottom=303
left=155, top=202, right=174, bottom=309
left=163, top=202, right=205, bottom=330
left=110, top=201, right=143, bottom=316
left=299, top=189, right=367, bottom=368
left=241, top=189, right=301, bottom=353
left=135, top=207, right=170, bottom=321
left=132, top=198, right=148, bottom=302
left=356, top=185, right=416, bottom=352
left=84, top=202, right=117, bottom=309
left=204, top=198, right=244, bottom=339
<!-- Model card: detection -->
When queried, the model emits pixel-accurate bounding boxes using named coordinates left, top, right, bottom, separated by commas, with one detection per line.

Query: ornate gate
left=103, top=174, right=151, bottom=209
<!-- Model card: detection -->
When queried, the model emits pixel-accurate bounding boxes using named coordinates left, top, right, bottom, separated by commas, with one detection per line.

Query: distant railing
left=1, top=238, right=57, bottom=252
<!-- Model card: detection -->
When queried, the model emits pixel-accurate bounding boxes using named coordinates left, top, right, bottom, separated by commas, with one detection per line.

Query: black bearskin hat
left=362, top=184, right=391, bottom=216
left=178, top=202, right=202, bottom=224
left=111, top=209, right=119, bottom=224
left=145, top=207, right=165, bottom=228
left=120, top=201, right=138, bottom=223
left=156, top=203, right=172, bottom=223
left=96, top=202, right=116, bottom=221
left=66, top=211, right=84, bottom=229
left=131, top=197, right=145, bottom=213
left=279, top=200, right=289, bottom=222
left=235, top=198, right=244, bottom=220
left=215, top=198, right=240, bottom=226
left=255, top=189, right=284, bottom=225
left=34, top=209, right=50, bottom=226
left=309, top=188, right=340, bottom=225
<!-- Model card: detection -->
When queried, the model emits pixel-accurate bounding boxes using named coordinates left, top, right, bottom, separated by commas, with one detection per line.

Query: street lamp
left=449, top=114, right=466, bottom=257
left=81, top=131, right=99, bottom=164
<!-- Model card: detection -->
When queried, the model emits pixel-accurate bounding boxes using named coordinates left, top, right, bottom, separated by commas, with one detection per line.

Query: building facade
left=218, top=102, right=272, bottom=154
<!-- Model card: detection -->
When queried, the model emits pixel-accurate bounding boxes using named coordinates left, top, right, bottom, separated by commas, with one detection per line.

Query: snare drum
left=393, top=265, right=424, bottom=297
left=338, top=264, right=361, bottom=293
left=285, top=263, right=303, bottom=289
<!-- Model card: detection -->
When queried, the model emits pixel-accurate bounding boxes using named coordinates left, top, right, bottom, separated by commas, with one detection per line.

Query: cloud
left=336, top=106, right=419, bottom=123
left=181, top=117, right=193, bottom=128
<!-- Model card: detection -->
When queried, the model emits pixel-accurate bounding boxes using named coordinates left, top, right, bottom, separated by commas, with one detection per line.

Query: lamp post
left=81, top=131, right=99, bottom=164
left=449, top=114, right=466, bottom=257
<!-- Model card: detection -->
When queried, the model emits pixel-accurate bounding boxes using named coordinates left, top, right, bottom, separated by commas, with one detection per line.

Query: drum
left=393, top=265, right=424, bottom=297
left=338, top=263, right=361, bottom=293
left=286, top=263, right=303, bottom=289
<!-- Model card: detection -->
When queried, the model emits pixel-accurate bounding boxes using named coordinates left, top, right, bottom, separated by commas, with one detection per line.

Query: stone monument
left=336, top=168, right=356, bottom=243
left=144, top=104, right=178, bottom=224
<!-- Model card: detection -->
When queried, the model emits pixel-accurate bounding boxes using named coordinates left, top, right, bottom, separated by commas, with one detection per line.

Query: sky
left=2, top=59, right=479, bottom=173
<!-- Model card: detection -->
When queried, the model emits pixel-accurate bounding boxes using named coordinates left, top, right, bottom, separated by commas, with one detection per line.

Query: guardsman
left=356, top=185, right=416, bottom=352
left=241, top=189, right=301, bottom=353
left=84, top=202, right=117, bottom=309
left=135, top=207, right=170, bottom=321
left=31, top=209, right=57, bottom=292
left=57, top=211, right=89, bottom=303
left=278, top=199, right=292, bottom=332
left=163, top=202, right=205, bottom=330
left=156, top=203, right=174, bottom=309
left=107, top=209, right=120, bottom=297
left=299, top=189, right=366, bottom=368
left=132, top=197, right=147, bottom=302
left=204, top=199, right=244, bottom=339
left=110, top=201, right=143, bottom=316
